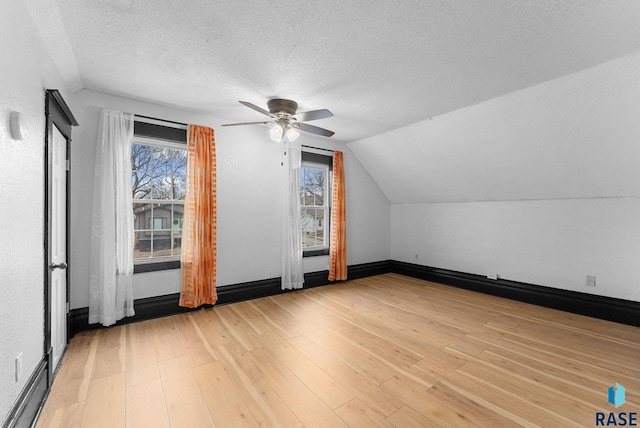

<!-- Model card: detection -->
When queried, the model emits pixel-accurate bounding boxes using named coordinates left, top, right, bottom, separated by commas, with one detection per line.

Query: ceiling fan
left=222, top=99, right=335, bottom=142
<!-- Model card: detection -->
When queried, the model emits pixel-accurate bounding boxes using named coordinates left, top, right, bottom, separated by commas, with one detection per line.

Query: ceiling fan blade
left=239, top=101, right=275, bottom=118
left=293, top=109, right=333, bottom=122
left=221, top=121, right=271, bottom=127
left=294, top=122, right=335, bottom=137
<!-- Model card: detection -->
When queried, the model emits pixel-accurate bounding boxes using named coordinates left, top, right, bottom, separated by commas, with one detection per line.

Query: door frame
left=44, top=89, right=78, bottom=385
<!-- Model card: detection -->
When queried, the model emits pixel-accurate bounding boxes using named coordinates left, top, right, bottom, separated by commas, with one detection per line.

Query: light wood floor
left=37, top=273, right=640, bottom=427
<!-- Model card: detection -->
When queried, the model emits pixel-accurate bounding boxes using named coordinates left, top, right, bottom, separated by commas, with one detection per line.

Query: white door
left=50, top=126, right=68, bottom=371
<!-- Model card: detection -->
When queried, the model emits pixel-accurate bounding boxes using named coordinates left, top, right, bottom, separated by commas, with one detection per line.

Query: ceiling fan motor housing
left=268, top=99, right=298, bottom=116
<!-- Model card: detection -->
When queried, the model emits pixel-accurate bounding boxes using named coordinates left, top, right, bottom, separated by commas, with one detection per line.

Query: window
left=131, top=119, right=187, bottom=271
left=152, top=217, right=167, bottom=230
left=300, top=151, right=333, bottom=257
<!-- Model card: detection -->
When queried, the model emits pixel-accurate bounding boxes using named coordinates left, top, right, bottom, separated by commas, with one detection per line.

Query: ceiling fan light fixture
left=222, top=99, right=334, bottom=140
left=286, top=127, right=300, bottom=142
left=269, top=123, right=284, bottom=142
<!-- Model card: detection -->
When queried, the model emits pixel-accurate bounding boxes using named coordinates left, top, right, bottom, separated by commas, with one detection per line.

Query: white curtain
left=281, top=140, right=304, bottom=290
left=89, top=109, right=135, bottom=326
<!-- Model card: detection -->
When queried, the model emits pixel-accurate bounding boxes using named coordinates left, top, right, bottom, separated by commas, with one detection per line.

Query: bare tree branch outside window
left=132, top=143, right=187, bottom=260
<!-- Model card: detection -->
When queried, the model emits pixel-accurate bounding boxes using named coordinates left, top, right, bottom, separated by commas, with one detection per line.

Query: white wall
left=391, top=198, right=640, bottom=301
left=0, top=0, right=74, bottom=422
left=351, top=53, right=640, bottom=302
left=69, top=90, right=390, bottom=308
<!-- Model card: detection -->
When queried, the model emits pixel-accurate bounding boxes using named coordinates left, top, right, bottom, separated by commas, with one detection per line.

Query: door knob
left=50, top=262, right=68, bottom=271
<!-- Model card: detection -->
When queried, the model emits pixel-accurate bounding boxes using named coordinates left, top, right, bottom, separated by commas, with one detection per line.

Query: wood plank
left=158, top=356, right=214, bottom=427
left=529, top=311, right=640, bottom=344
left=149, top=316, right=184, bottom=362
left=81, top=372, right=126, bottom=428
left=173, top=313, right=216, bottom=367
left=296, top=321, right=397, bottom=385
left=125, top=321, right=160, bottom=386
left=228, top=300, right=273, bottom=335
left=424, top=381, right=521, bottom=427
left=381, top=376, right=483, bottom=427
left=44, top=331, right=98, bottom=409
left=258, top=330, right=354, bottom=409
left=412, top=344, right=468, bottom=381
left=335, top=398, right=396, bottom=427
left=387, top=405, right=441, bottom=428
left=246, top=346, right=349, bottom=428
left=193, top=361, right=260, bottom=427
left=92, top=326, right=126, bottom=380
left=246, top=299, right=302, bottom=339
left=35, top=402, right=84, bottom=428
left=486, top=315, right=640, bottom=366
left=126, top=378, right=170, bottom=428
left=215, top=342, right=303, bottom=427
left=442, top=370, right=566, bottom=427
left=275, top=291, right=344, bottom=328
left=288, top=334, right=404, bottom=417
left=212, top=304, right=263, bottom=351
left=190, top=308, right=231, bottom=347
left=458, top=361, right=597, bottom=427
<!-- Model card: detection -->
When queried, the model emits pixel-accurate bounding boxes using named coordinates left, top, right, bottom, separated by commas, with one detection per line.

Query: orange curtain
left=328, top=151, right=347, bottom=281
left=180, top=125, right=217, bottom=308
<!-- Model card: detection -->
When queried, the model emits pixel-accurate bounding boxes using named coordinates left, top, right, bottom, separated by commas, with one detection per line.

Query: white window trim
left=133, top=135, right=186, bottom=150
left=300, top=158, right=332, bottom=255
left=132, top=139, right=187, bottom=265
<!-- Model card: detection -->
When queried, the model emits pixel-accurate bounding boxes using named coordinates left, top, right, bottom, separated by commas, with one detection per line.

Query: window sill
left=303, top=248, right=330, bottom=258
left=134, top=260, right=181, bottom=273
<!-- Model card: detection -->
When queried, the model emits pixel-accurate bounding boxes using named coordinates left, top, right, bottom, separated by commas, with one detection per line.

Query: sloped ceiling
left=28, top=0, right=640, bottom=144
left=350, top=53, right=640, bottom=203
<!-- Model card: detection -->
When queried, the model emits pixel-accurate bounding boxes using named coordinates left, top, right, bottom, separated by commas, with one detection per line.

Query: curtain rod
left=134, top=114, right=188, bottom=128
left=301, top=144, right=335, bottom=153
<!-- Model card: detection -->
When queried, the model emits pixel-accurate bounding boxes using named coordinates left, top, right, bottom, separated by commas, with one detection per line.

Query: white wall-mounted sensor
left=9, top=111, right=28, bottom=140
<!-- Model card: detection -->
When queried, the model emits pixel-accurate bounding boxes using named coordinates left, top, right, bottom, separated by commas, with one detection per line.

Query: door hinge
left=66, top=302, right=70, bottom=314
left=66, top=159, right=70, bottom=171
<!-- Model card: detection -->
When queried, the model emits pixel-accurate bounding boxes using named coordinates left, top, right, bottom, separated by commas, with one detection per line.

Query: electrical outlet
left=487, top=273, right=498, bottom=280
left=15, top=353, right=22, bottom=382
left=586, top=275, right=596, bottom=287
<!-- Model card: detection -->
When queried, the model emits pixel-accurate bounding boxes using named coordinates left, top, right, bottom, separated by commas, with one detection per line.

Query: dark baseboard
left=2, top=358, right=48, bottom=428
left=69, top=260, right=393, bottom=337
left=391, top=261, right=640, bottom=327
left=68, top=292, right=195, bottom=336
left=69, top=259, right=639, bottom=337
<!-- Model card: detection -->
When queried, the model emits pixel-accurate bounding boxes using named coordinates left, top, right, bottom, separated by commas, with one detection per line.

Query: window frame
left=300, top=151, right=333, bottom=258
left=131, top=118, right=187, bottom=273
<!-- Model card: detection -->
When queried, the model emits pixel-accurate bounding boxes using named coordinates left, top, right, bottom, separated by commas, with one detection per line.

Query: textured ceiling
left=30, top=0, right=640, bottom=142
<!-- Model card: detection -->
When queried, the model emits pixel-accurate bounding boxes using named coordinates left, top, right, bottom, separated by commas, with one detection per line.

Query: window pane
left=134, top=231, right=152, bottom=259
left=150, top=148, right=187, bottom=200
left=133, top=202, right=152, bottom=259
left=311, top=185, right=324, bottom=206
left=151, top=203, right=173, bottom=257
left=300, top=166, right=326, bottom=208
left=316, top=185, right=325, bottom=206
left=172, top=204, right=184, bottom=257
left=132, top=140, right=187, bottom=262
left=131, top=144, right=154, bottom=199
left=152, top=217, right=165, bottom=230
left=315, top=208, right=325, bottom=247
left=300, top=167, right=307, bottom=188
left=301, top=208, right=326, bottom=248
left=133, top=202, right=150, bottom=230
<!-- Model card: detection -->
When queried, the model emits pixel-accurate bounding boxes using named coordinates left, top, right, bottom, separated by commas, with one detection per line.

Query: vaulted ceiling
left=27, top=0, right=640, bottom=143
